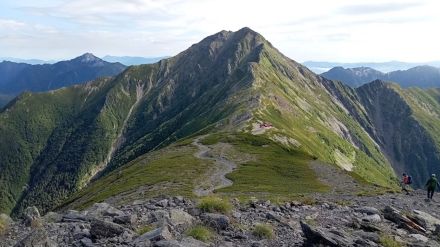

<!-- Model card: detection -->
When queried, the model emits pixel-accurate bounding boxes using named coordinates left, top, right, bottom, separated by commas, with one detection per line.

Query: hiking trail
left=193, top=136, right=237, bottom=196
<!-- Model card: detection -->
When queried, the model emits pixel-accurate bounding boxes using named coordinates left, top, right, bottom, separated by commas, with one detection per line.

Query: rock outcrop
left=3, top=191, right=440, bottom=246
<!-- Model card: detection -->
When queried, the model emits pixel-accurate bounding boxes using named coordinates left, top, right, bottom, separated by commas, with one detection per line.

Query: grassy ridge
left=204, top=133, right=329, bottom=199
left=63, top=144, right=212, bottom=210
left=64, top=133, right=329, bottom=209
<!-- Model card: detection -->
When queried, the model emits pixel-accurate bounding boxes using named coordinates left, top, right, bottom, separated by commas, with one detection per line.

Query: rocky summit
left=3, top=191, right=440, bottom=246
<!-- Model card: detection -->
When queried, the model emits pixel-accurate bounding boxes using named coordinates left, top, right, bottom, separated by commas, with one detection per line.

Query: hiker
left=401, top=173, right=411, bottom=194
left=425, top=174, right=440, bottom=200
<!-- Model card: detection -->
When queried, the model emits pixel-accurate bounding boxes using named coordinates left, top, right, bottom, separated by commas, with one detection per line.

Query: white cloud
left=1, top=0, right=440, bottom=62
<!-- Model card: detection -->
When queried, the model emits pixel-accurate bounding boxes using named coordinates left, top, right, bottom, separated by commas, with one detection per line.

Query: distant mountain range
left=0, top=55, right=169, bottom=66
left=322, top=66, right=440, bottom=88
left=0, top=57, right=56, bottom=65
left=0, top=53, right=126, bottom=106
left=102, top=55, right=169, bottom=66
left=303, top=61, right=440, bottom=74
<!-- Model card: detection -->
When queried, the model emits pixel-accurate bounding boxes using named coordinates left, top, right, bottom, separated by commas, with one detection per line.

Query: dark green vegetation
left=322, top=65, right=440, bottom=88
left=63, top=144, right=211, bottom=210
left=197, top=197, right=233, bottom=214
left=0, top=214, right=11, bottom=235
left=186, top=225, right=214, bottom=242
left=136, top=224, right=155, bottom=235
left=0, top=53, right=126, bottom=107
left=1, top=27, right=439, bottom=216
left=252, top=224, right=274, bottom=239
left=379, top=234, right=402, bottom=247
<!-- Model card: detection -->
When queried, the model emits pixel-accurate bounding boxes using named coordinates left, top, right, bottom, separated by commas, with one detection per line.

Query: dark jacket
left=426, top=177, right=440, bottom=190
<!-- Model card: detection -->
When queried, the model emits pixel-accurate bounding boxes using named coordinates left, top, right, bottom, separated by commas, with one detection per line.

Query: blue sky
left=0, top=0, right=439, bottom=62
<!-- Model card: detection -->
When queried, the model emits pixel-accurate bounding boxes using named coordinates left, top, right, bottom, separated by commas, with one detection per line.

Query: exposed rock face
left=23, top=206, right=41, bottom=228
left=356, top=81, right=440, bottom=187
left=2, top=192, right=440, bottom=246
left=14, top=228, right=56, bottom=247
left=90, top=219, right=130, bottom=239
left=201, top=213, right=230, bottom=231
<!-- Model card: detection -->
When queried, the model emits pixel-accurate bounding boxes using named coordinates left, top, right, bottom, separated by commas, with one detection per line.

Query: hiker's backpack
left=407, top=176, right=412, bottom=184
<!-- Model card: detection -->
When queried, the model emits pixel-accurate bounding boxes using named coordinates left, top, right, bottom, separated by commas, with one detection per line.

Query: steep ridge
left=65, top=28, right=400, bottom=210
left=249, top=44, right=395, bottom=186
left=1, top=27, right=425, bottom=217
left=354, top=81, right=440, bottom=187
left=0, top=28, right=270, bottom=215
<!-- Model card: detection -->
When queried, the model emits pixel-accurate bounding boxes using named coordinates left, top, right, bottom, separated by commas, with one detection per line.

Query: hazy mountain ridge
left=102, top=55, right=169, bottom=65
left=0, top=57, right=56, bottom=65
left=322, top=65, right=440, bottom=88
left=0, top=28, right=439, bottom=218
left=304, top=61, right=440, bottom=74
left=0, top=53, right=126, bottom=107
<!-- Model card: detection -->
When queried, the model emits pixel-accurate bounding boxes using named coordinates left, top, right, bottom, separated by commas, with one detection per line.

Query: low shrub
left=253, top=223, right=274, bottom=239
left=136, top=224, right=155, bottom=235
left=0, top=214, right=12, bottom=235
left=198, top=197, right=232, bottom=214
left=380, top=234, right=402, bottom=247
left=187, top=225, right=213, bottom=242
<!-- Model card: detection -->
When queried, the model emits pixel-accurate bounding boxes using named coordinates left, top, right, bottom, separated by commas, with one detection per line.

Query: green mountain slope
left=0, top=28, right=268, bottom=215
left=3, top=27, right=438, bottom=216
left=248, top=43, right=395, bottom=187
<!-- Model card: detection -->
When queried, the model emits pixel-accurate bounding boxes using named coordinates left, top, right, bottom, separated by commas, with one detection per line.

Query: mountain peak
left=236, top=26, right=259, bottom=36
left=74, top=53, right=102, bottom=63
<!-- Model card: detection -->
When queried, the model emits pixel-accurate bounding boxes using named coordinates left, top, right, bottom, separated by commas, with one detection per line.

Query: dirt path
left=193, top=137, right=237, bottom=196
left=309, top=160, right=365, bottom=195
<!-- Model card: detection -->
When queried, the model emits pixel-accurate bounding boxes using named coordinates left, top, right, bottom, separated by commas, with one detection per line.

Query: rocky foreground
left=2, top=190, right=440, bottom=246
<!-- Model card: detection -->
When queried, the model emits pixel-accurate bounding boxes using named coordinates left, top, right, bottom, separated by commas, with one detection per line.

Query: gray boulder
left=169, top=209, right=194, bottom=230
left=136, top=226, right=173, bottom=242
left=154, top=240, right=181, bottom=247
left=355, top=206, right=380, bottom=215
left=86, top=202, right=125, bottom=219
left=151, top=210, right=171, bottom=226
left=383, top=206, right=426, bottom=233
left=300, top=221, right=352, bottom=246
left=79, top=237, right=94, bottom=247
left=132, top=236, right=152, bottom=247
left=412, top=210, right=440, bottom=232
left=14, top=228, right=56, bottom=247
left=62, top=210, right=88, bottom=223
left=42, top=212, right=63, bottom=223
left=409, top=233, right=429, bottom=243
left=180, top=237, right=209, bottom=247
left=361, top=214, right=382, bottom=223
left=201, top=213, right=230, bottom=231
left=90, top=219, right=129, bottom=239
left=23, top=206, right=41, bottom=227
left=113, top=214, right=137, bottom=226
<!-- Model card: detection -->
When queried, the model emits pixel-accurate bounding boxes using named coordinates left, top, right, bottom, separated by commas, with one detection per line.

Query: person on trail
left=425, top=174, right=440, bottom=200
left=401, top=173, right=411, bottom=195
